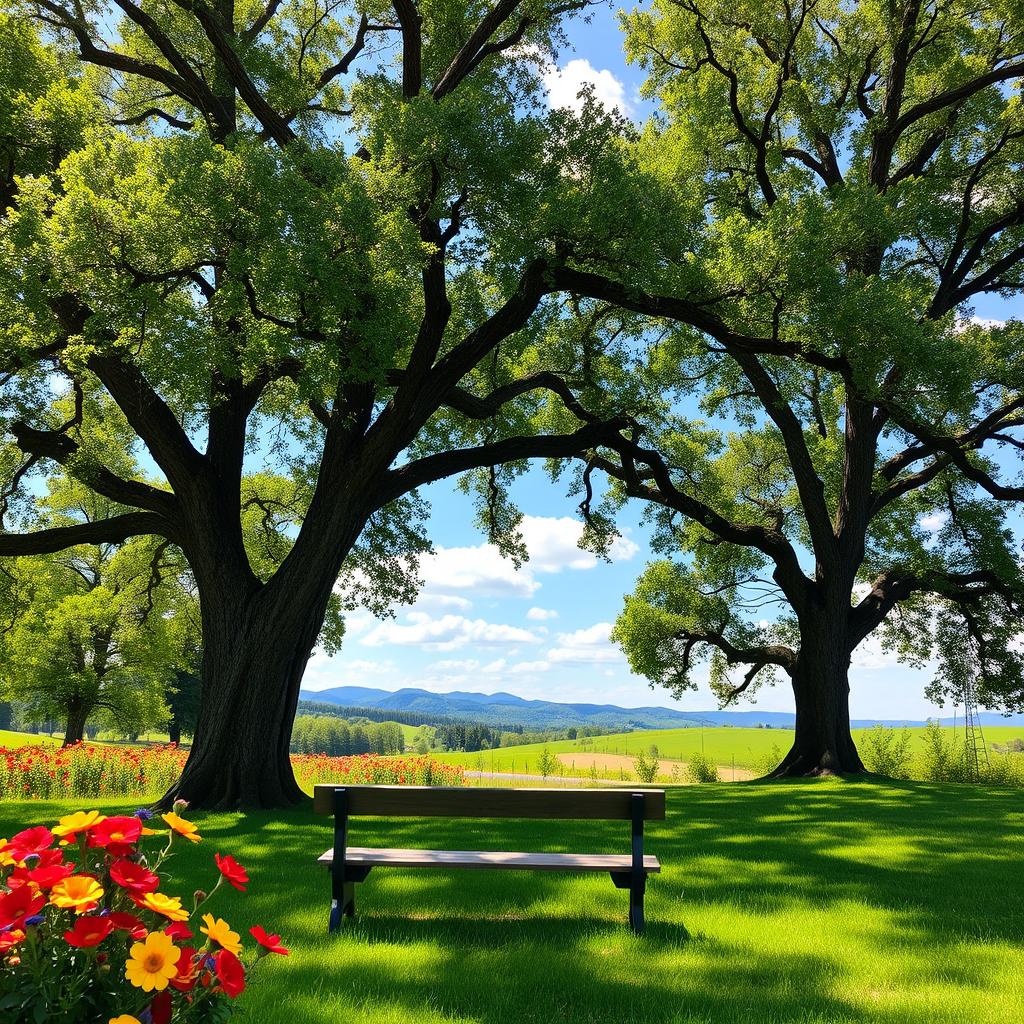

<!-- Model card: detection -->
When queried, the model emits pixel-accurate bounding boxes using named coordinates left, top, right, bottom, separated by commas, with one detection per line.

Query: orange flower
left=50, top=875, right=104, bottom=913
left=161, top=812, right=201, bottom=843
left=132, top=891, right=189, bottom=922
left=0, top=929, right=25, bottom=954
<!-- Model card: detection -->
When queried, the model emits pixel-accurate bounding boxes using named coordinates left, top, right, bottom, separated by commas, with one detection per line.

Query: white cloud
left=414, top=515, right=639, bottom=604
left=850, top=634, right=904, bottom=670
left=361, top=613, right=541, bottom=652
left=919, top=511, right=949, bottom=533
left=527, top=607, right=558, bottom=621
left=548, top=622, right=624, bottom=664
left=542, top=58, right=632, bottom=117
left=508, top=659, right=551, bottom=675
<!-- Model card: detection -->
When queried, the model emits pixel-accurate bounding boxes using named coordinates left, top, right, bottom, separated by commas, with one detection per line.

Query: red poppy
left=170, top=946, right=198, bottom=992
left=8, top=861, right=73, bottom=892
left=88, top=816, right=142, bottom=856
left=106, top=911, right=148, bottom=940
left=249, top=925, right=289, bottom=956
left=8, top=826, right=53, bottom=857
left=214, top=948, right=245, bottom=998
left=0, top=929, right=24, bottom=954
left=63, top=915, right=114, bottom=948
left=164, top=921, right=193, bottom=941
left=109, top=858, right=159, bottom=894
left=214, top=853, right=249, bottom=892
left=0, top=885, right=45, bottom=931
left=151, top=989, right=172, bottom=1024
left=33, top=849, right=65, bottom=868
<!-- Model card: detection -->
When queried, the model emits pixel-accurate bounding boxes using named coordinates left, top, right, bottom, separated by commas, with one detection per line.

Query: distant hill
left=298, top=685, right=1024, bottom=732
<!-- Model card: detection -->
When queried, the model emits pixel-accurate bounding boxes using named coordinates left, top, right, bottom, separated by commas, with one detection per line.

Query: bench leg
left=328, top=882, right=357, bottom=932
left=628, top=876, right=645, bottom=935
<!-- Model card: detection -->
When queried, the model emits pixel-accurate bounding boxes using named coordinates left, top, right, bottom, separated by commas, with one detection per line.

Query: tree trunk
left=157, top=535, right=350, bottom=809
left=770, top=612, right=864, bottom=777
left=63, top=703, right=89, bottom=747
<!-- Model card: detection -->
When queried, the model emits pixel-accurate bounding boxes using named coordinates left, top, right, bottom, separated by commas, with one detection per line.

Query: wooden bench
left=313, top=784, right=665, bottom=934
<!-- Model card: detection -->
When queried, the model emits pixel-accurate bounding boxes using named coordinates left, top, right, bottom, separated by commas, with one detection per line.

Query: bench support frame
left=326, top=785, right=652, bottom=935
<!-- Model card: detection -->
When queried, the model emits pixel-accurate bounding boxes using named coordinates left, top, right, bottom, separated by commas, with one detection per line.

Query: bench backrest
left=312, top=784, right=666, bottom=820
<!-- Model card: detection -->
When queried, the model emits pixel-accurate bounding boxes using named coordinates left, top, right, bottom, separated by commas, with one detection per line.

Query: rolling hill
left=298, top=685, right=1024, bottom=732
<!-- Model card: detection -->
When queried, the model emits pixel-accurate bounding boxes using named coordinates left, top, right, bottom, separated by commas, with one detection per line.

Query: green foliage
left=289, top=715, right=404, bottom=756
left=535, top=746, right=558, bottom=778
left=633, top=748, right=659, bottom=783
left=860, top=725, right=914, bottom=779
left=686, top=752, right=720, bottom=784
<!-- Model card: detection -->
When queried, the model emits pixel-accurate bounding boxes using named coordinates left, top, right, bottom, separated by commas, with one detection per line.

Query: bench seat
left=319, top=846, right=662, bottom=873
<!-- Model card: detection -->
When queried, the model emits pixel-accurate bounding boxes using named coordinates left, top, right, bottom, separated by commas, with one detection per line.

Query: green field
left=0, top=729, right=59, bottom=748
left=433, top=724, right=1024, bottom=776
left=2, top=779, right=1021, bottom=1023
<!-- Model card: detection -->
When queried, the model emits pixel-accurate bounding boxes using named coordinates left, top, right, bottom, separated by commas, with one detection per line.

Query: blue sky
left=303, top=5, right=1023, bottom=719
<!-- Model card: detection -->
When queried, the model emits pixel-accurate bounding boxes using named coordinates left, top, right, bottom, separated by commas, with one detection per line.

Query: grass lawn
left=3, top=778, right=1022, bottom=1023
left=433, top=724, right=1024, bottom=775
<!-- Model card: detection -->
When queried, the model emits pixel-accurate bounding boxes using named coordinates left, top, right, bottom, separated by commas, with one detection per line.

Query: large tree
left=0, top=481, right=181, bottom=744
left=585, top=0, right=1024, bottom=775
left=0, top=4, right=673, bottom=806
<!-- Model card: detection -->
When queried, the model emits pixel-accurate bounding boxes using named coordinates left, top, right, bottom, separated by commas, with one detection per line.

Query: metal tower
left=963, top=647, right=990, bottom=781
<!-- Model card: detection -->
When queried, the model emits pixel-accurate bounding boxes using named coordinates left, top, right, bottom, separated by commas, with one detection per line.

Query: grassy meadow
left=434, top=724, right=1024, bottom=776
left=3, top=778, right=1021, bottom=1024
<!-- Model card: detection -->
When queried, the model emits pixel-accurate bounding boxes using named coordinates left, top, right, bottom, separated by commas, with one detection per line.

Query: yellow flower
left=124, top=931, right=179, bottom=992
left=52, top=810, right=106, bottom=840
left=200, top=913, right=242, bottom=955
left=109, top=1017, right=143, bottom=1024
left=161, top=811, right=201, bottom=843
left=50, top=875, right=104, bottom=913
left=135, top=891, right=189, bottom=922
left=0, top=839, right=22, bottom=868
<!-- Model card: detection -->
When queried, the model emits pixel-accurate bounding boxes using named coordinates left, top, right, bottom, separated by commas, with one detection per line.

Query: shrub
left=633, top=750, right=659, bottom=784
left=290, top=754, right=465, bottom=789
left=686, top=753, right=720, bottom=784
left=751, top=744, right=784, bottom=778
left=914, top=721, right=970, bottom=782
left=0, top=801, right=285, bottom=1021
left=859, top=725, right=913, bottom=778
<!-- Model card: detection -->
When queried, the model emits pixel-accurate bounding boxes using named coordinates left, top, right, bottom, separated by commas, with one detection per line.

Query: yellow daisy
left=124, top=931, right=179, bottom=992
left=52, top=810, right=106, bottom=840
left=109, top=1017, right=142, bottom=1024
left=161, top=811, right=201, bottom=843
left=200, top=913, right=242, bottom=955
left=134, top=891, right=189, bottom=922
left=50, top=875, right=103, bottom=913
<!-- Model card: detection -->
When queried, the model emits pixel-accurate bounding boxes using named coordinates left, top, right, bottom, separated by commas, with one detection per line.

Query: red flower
left=170, top=946, right=198, bottom=992
left=214, top=853, right=249, bottom=892
left=0, top=929, right=24, bottom=954
left=63, top=915, right=114, bottom=948
left=164, top=921, right=193, bottom=941
left=88, top=816, right=142, bottom=856
left=151, top=989, right=172, bottom=1024
left=109, top=858, right=159, bottom=894
left=8, top=861, right=73, bottom=892
left=8, top=826, right=53, bottom=857
left=106, top=911, right=148, bottom=940
left=0, top=885, right=45, bottom=931
left=249, top=925, right=289, bottom=956
left=214, top=948, right=246, bottom=998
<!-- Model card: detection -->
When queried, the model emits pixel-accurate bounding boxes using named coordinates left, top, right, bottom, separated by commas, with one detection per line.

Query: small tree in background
left=536, top=747, right=558, bottom=779
left=633, top=748, right=659, bottom=784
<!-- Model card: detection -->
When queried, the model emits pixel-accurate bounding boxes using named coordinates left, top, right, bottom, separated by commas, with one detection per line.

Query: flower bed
left=0, top=802, right=286, bottom=1021
left=290, top=753, right=466, bottom=789
left=1, top=745, right=464, bottom=801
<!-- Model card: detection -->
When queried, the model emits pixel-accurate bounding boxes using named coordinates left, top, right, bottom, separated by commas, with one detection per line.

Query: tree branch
left=0, top=513, right=172, bottom=556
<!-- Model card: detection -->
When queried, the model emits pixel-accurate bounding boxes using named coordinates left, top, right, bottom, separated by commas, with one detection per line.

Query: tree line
left=289, top=716, right=404, bottom=757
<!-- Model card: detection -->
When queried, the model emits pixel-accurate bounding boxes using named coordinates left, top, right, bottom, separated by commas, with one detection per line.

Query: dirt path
left=556, top=751, right=756, bottom=782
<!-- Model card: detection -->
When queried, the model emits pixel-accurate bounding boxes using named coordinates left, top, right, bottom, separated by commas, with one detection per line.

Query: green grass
left=3, top=778, right=1021, bottom=1023
left=0, top=729, right=59, bottom=748
left=433, top=724, right=1024, bottom=774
